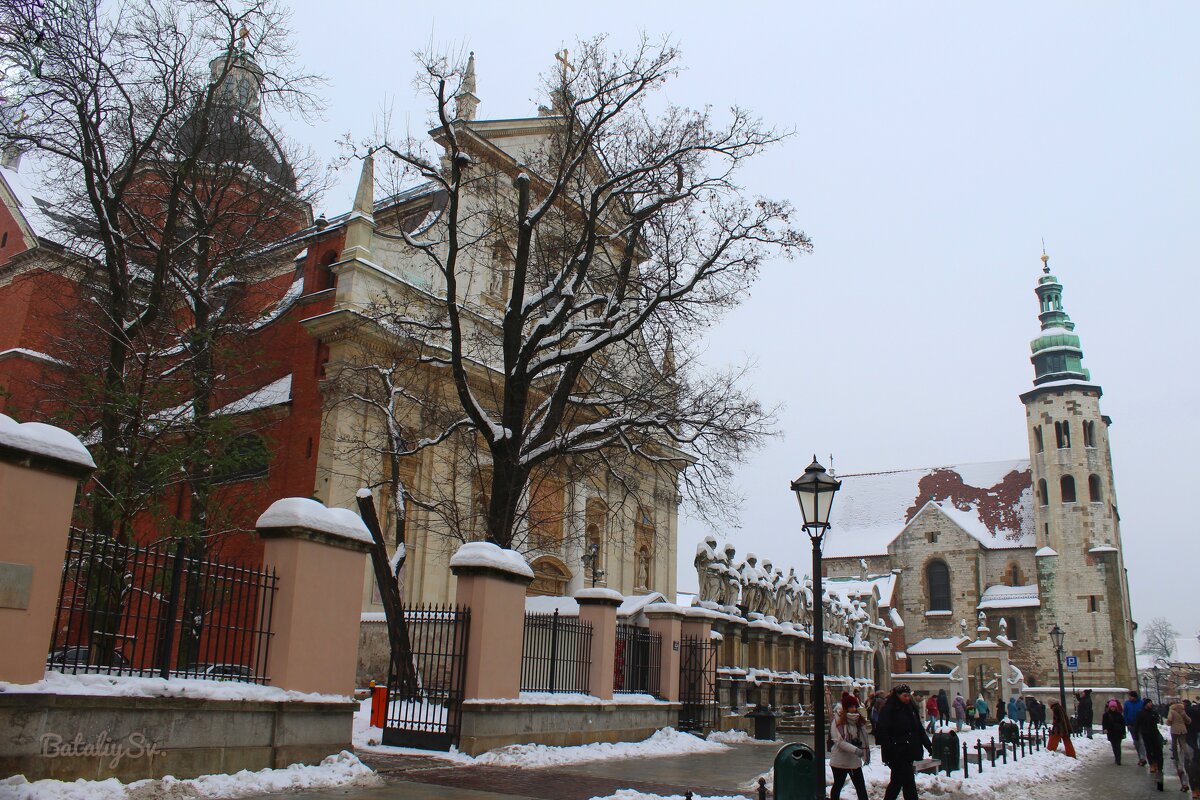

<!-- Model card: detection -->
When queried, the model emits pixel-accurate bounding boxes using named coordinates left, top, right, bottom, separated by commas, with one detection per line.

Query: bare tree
left=358, top=37, right=807, bottom=550
left=1141, top=616, right=1179, bottom=661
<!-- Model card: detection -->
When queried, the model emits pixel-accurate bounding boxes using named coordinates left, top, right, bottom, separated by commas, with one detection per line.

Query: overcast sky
left=279, top=2, right=1199, bottom=643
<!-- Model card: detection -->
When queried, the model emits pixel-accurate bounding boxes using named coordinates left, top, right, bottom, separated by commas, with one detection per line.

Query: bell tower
left=1021, top=253, right=1136, bottom=690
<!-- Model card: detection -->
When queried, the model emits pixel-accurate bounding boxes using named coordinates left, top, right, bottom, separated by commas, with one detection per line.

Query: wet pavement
left=1022, top=735, right=1188, bottom=800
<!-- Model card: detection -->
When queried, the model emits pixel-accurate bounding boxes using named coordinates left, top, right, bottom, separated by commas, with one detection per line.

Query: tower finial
left=1041, top=239, right=1050, bottom=273
left=453, top=52, right=480, bottom=122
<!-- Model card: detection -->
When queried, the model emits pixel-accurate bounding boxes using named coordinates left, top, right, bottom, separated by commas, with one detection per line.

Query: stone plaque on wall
left=0, top=562, right=34, bottom=609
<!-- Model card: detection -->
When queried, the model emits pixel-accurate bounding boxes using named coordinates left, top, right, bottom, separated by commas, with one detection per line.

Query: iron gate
left=678, top=635, right=719, bottom=733
left=382, top=604, right=470, bottom=751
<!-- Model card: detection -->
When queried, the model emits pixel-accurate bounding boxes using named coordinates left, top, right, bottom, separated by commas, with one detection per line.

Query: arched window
left=1037, top=479, right=1048, bottom=507
left=318, top=250, right=338, bottom=291
left=1006, top=617, right=1019, bottom=642
left=1060, top=475, right=1077, bottom=504
left=1089, top=474, right=1103, bottom=503
left=1054, top=421, right=1071, bottom=449
left=926, top=560, right=951, bottom=611
left=1006, top=563, right=1022, bottom=586
left=527, top=556, right=571, bottom=597
left=1083, top=420, right=1096, bottom=448
left=1034, top=426, right=1044, bottom=453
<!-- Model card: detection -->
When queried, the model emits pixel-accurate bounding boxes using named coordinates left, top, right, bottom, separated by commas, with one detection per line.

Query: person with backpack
left=875, top=684, right=933, bottom=800
left=1102, top=699, right=1127, bottom=764
left=830, top=692, right=871, bottom=800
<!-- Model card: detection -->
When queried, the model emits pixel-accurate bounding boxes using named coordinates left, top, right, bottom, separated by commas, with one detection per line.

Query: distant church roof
left=823, top=460, right=1033, bottom=558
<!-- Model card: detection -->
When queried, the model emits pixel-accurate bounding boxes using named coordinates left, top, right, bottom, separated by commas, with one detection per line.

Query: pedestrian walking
left=925, top=693, right=939, bottom=733
left=1125, top=690, right=1149, bottom=766
left=875, top=684, right=933, bottom=800
left=1184, top=700, right=1200, bottom=799
left=953, top=692, right=967, bottom=731
left=937, top=689, right=950, bottom=726
left=1076, top=689, right=1094, bottom=738
left=1168, top=700, right=1192, bottom=792
left=1029, top=696, right=1046, bottom=732
left=1102, top=699, right=1127, bottom=765
left=1009, top=695, right=1027, bottom=731
left=1138, top=698, right=1166, bottom=791
left=996, top=698, right=1006, bottom=725
left=975, top=694, right=990, bottom=729
left=1047, top=700, right=1078, bottom=758
left=830, top=692, right=871, bottom=800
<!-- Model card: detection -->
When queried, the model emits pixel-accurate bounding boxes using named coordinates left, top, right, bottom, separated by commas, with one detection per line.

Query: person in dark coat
left=1101, top=698, right=1127, bottom=764
left=1138, top=698, right=1166, bottom=786
left=875, top=684, right=933, bottom=800
left=996, top=698, right=1006, bottom=723
left=937, top=689, right=950, bottom=725
left=1076, top=689, right=1094, bottom=738
left=1029, top=697, right=1047, bottom=732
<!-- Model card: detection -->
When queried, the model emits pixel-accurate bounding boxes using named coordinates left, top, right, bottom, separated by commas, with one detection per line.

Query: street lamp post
left=582, top=543, right=604, bottom=588
left=1152, top=665, right=1162, bottom=705
left=1049, top=624, right=1068, bottom=716
left=791, top=457, right=842, bottom=800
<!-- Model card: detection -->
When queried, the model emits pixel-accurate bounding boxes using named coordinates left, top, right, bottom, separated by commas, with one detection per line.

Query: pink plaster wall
left=455, top=571, right=529, bottom=700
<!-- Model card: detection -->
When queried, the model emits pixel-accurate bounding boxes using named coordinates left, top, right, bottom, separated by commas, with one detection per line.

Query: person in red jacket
left=925, top=693, right=940, bottom=732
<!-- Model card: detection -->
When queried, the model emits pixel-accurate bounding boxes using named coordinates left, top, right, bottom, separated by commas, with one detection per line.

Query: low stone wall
left=457, top=700, right=680, bottom=756
left=0, top=693, right=356, bottom=782
left=357, top=620, right=389, bottom=687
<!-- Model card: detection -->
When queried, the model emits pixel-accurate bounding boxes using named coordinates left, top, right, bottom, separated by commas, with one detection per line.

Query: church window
left=528, top=475, right=565, bottom=549
left=527, top=556, right=570, bottom=597
left=1083, top=420, right=1097, bottom=448
left=926, top=530, right=939, bottom=544
left=1006, top=617, right=1019, bottom=641
left=1037, top=479, right=1048, bottom=506
left=1007, top=563, right=1021, bottom=586
left=1060, top=475, right=1077, bottom=504
left=1088, top=474, right=1103, bottom=503
left=1088, top=596, right=1101, bottom=613
left=1, top=232, right=6, bottom=248
left=1034, top=426, right=1044, bottom=453
left=212, top=433, right=270, bottom=483
left=926, top=560, right=951, bottom=611
left=1054, top=421, right=1071, bottom=449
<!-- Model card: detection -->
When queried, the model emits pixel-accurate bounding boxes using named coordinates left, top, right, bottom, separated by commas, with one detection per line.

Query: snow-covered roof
left=215, top=374, right=292, bottom=416
left=907, top=637, right=967, bottom=655
left=977, top=584, right=1040, bottom=610
left=823, top=460, right=1033, bottom=558
left=825, top=572, right=897, bottom=607
left=1036, top=546, right=1059, bottom=557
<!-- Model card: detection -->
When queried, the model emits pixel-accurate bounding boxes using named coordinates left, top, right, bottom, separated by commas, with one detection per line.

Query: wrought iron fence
left=521, top=610, right=592, bottom=693
left=679, top=635, right=719, bottom=733
left=48, top=530, right=276, bottom=682
left=382, top=604, right=471, bottom=751
left=614, top=623, right=661, bottom=697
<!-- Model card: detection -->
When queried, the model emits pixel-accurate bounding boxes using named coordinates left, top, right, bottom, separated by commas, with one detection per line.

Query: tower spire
left=453, top=52, right=480, bottom=122
left=1028, top=253, right=1090, bottom=385
left=341, top=154, right=375, bottom=261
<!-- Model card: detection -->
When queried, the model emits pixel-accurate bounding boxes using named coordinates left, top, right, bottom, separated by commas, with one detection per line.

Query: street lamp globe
left=790, top=456, right=842, bottom=535
left=1049, top=624, right=1065, bottom=653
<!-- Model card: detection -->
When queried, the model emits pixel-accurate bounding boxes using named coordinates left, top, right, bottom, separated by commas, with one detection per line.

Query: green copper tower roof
left=1029, top=253, right=1090, bottom=386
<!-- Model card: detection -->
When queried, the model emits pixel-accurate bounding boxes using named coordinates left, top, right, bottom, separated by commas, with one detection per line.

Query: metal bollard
left=758, top=777, right=767, bottom=800
left=1002, top=739, right=1008, bottom=764
left=990, top=736, right=997, bottom=767
left=1020, top=734, right=1026, bottom=757
left=963, top=742, right=969, bottom=778
left=976, top=740, right=984, bottom=772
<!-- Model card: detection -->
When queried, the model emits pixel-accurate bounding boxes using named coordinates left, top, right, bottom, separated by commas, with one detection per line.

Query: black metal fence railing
left=521, top=610, right=592, bottom=693
left=382, top=604, right=471, bottom=751
left=614, top=623, right=661, bottom=697
left=679, top=635, right=719, bottom=733
left=49, top=530, right=277, bottom=683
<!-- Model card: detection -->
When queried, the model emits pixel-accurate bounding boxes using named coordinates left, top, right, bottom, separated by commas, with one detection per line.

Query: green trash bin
left=773, top=742, right=816, bottom=799
left=931, top=730, right=960, bottom=771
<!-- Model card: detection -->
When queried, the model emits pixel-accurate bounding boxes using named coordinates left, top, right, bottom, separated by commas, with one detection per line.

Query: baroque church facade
left=822, top=256, right=1137, bottom=695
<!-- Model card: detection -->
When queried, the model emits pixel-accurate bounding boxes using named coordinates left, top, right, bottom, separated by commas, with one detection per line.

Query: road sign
left=1065, top=655, right=1079, bottom=673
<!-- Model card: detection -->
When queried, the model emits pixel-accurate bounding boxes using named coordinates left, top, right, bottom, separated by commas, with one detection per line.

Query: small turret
left=453, top=53, right=480, bottom=122
left=1029, top=252, right=1090, bottom=385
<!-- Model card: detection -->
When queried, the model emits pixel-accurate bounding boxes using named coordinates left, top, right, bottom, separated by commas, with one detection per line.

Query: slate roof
left=823, top=459, right=1034, bottom=558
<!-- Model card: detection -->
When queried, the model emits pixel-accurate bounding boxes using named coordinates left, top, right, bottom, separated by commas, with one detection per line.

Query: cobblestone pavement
left=1021, top=735, right=1188, bottom=800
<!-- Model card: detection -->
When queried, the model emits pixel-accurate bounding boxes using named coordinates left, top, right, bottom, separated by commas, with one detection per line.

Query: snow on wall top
left=825, top=573, right=897, bottom=608
left=906, top=636, right=968, bottom=655
left=0, top=413, right=95, bottom=469
left=823, top=459, right=1033, bottom=558
left=977, top=584, right=1040, bottom=609
left=255, top=497, right=373, bottom=544
left=450, top=541, right=534, bottom=579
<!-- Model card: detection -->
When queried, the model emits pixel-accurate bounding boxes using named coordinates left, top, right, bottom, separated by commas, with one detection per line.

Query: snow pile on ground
left=705, top=729, right=760, bottom=745
left=0, top=671, right=349, bottom=704
left=747, top=728, right=1106, bottom=799
left=470, top=728, right=727, bottom=768
left=0, top=751, right=380, bottom=800
left=589, top=791, right=746, bottom=800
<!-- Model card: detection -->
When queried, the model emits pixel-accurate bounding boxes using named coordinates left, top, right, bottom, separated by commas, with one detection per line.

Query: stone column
left=257, top=498, right=373, bottom=696
left=0, top=416, right=94, bottom=684
left=576, top=588, right=622, bottom=700
left=451, top=542, right=533, bottom=700
left=644, top=605, right=684, bottom=701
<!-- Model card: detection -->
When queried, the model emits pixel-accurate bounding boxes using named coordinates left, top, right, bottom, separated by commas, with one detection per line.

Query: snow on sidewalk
left=746, top=729, right=1106, bottom=799
left=589, top=791, right=747, bottom=800
left=0, top=751, right=381, bottom=800
left=0, top=671, right=349, bottom=704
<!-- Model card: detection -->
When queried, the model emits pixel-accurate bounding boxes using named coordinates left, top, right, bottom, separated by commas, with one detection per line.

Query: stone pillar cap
left=450, top=541, right=534, bottom=580
left=256, top=497, right=373, bottom=550
left=0, top=413, right=95, bottom=477
left=642, top=603, right=686, bottom=618
left=574, top=587, right=624, bottom=606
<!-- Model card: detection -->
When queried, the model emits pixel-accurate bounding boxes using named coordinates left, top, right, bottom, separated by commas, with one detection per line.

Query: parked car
left=180, top=663, right=256, bottom=682
left=46, top=646, right=131, bottom=671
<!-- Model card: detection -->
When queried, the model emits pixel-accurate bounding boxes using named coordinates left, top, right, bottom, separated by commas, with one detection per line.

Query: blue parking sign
left=1065, top=655, right=1079, bottom=672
